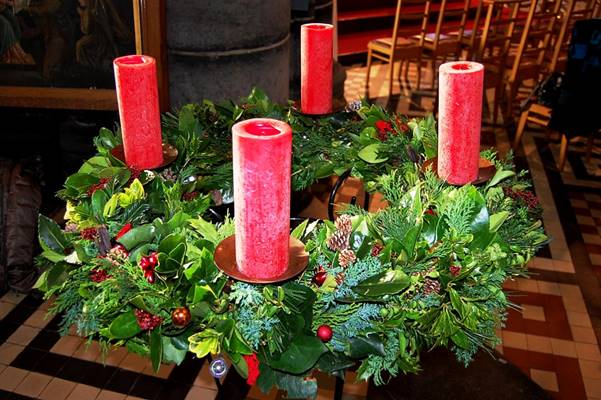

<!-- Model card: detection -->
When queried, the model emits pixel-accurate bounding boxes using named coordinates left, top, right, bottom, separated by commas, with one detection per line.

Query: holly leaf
left=108, top=311, right=141, bottom=339
left=353, top=269, right=411, bottom=297
left=78, top=156, right=111, bottom=175
left=268, top=335, right=327, bottom=374
left=316, top=351, right=355, bottom=373
left=358, top=143, right=388, bottom=164
left=489, top=211, right=510, bottom=233
left=38, top=215, right=71, bottom=253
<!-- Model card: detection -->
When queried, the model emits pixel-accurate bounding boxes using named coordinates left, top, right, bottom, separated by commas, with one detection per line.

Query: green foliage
left=35, top=90, right=548, bottom=398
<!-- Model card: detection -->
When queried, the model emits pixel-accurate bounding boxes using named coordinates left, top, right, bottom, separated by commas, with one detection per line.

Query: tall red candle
left=437, top=61, right=484, bottom=185
left=301, top=23, right=333, bottom=115
left=113, top=55, right=163, bottom=169
left=232, top=118, right=292, bottom=279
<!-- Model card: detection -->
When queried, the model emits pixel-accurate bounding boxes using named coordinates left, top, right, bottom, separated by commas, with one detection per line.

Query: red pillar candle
left=437, top=61, right=484, bottom=185
left=232, top=118, right=292, bottom=279
left=113, top=55, right=163, bottom=169
left=301, top=23, right=333, bottom=115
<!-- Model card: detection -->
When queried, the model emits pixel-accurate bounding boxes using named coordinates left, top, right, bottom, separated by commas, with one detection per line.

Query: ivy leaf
left=150, top=328, right=163, bottom=372
left=353, top=269, right=411, bottom=297
left=269, top=336, right=327, bottom=374
left=38, top=215, right=71, bottom=253
left=358, top=143, right=388, bottom=164
left=108, top=311, right=142, bottom=339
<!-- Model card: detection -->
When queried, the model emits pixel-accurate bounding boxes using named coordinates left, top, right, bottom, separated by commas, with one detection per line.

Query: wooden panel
left=0, top=87, right=117, bottom=110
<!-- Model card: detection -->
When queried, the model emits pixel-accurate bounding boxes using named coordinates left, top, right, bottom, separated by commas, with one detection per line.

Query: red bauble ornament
left=317, top=325, right=333, bottom=342
left=171, top=307, right=191, bottom=327
left=312, top=271, right=327, bottom=287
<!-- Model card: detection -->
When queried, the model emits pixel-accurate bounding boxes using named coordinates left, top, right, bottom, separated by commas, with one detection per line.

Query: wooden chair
left=365, top=0, right=426, bottom=97
left=413, top=0, right=474, bottom=88
left=512, top=0, right=598, bottom=170
left=477, top=0, right=535, bottom=124
left=501, top=0, right=563, bottom=123
left=455, top=0, right=485, bottom=60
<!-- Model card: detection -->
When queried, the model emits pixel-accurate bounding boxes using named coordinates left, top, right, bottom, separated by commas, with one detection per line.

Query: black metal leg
left=328, top=170, right=353, bottom=221
left=334, top=376, right=345, bottom=400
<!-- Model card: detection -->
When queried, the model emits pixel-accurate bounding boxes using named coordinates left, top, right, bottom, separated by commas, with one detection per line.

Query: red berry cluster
left=80, top=227, right=98, bottom=240
left=134, top=309, right=162, bottom=331
left=449, top=265, right=462, bottom=277
left=242, top=353, right=260, bottom=386
left=182, top=191, right=199, bottom=201
left=504, top=187, right=539, bottom=209
left=375, top=120, right=394, bottom=141
left=370, top=243, right=383, bottom=257
left=87, top=177, right=110, bottom=197
left=90, top=269, right=110, bottom=283
left=139, top=252, right=159, bottom=283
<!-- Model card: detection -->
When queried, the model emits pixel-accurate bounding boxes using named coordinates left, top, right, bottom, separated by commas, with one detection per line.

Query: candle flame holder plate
left=110, top=143, right=178, bottom=169
left=422, top=157, right=495, bottom=186
left=214, top=235, right=309, bottom=284
left=291, top=98, right=347, bottom=117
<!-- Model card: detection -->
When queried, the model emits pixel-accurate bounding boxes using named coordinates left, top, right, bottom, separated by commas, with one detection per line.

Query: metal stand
left=328, top=169, right=371, bottom=221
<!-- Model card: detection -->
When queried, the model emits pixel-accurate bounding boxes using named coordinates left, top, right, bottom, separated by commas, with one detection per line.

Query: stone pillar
left=166, top=1, right=291, bottom=106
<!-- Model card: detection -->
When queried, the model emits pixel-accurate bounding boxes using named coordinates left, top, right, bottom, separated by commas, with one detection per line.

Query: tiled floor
left=2, top=61, right=601, bottom=399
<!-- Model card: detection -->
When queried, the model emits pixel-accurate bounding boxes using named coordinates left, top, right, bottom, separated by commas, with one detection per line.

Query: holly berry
left=148, top=252, right=158, bottom=267
left=144, top=270, right=155, bottom=284
left=317, top=325, right=333, bottom=342
left=171, top=306, right=191, bottom=327
left=449, top=265, right=462, bottom=277
left=312, top=271, right=327, bottom=287
left=140, top=257, right=151, bottom=270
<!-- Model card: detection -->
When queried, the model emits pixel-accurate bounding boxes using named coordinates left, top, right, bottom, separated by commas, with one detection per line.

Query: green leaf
left=118, top=179, right=145, bottom=208
left=103, top=194, right=119, bottom=217
left=316, top=351, right=355, bottom=372
left=347, top=334, right=386, bottom=359
left=353, top=269, right=411, bottom=297
left=33, top=262, right=68, bottom=291
left=291, top=219, right=309, bottom=240
left=108, top=311, right=142, bottom=339
left=188, top=218, right=220, bottom=244
left=78, top=156, right=111, bottom=174
left=277, top=374, right=318, bottom=399
left=358, top=143, right=388, bottom=164
left=150, top=328, right=163, bottom=372
left=40, top=250, right=65, bottom=263
left=117, top=225, right=156, bottom=250
left=188, top=329, right=221, bottom=358
left=91, top=190, right=108, bottom=221
left=489, top=211, right=510, bottom=233
left=64, top=173, right=98, bottom=193
left=269, top=335, right=327, bottom=374
left=187, top=284, right=216, bottom=304
left=162, top=336, right=188, bottom=365
left=38, top=215, right=71, bottom=253
left=486, top=170, right=515, bottom=188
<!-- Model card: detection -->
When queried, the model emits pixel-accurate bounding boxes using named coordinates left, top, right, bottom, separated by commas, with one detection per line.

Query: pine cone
left=335, top=215, right=353, bottom=235
left=338, top=249, right=357, bottom=268
left=423, top=278, right=441, bottom=295
left=327, top=230, right=349, bottom=251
